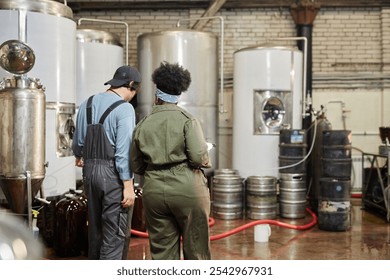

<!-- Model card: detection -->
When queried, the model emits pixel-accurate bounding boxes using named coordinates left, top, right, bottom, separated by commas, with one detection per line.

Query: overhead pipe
left=77, top=18, right=129, bottom=64
left=176, top=16, right=226, bottom=113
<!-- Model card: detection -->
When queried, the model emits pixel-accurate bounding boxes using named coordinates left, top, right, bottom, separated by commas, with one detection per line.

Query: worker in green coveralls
left=131, top=61, right=212, bottom=260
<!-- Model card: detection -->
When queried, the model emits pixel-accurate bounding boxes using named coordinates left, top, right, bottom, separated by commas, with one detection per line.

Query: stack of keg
left=211, top=169, right=244, bottom=220
left=278, top=129, right=308, bottom=219
left=318, top=130, right=352, bottom=231
left=245, top=176, right=278, bottom=219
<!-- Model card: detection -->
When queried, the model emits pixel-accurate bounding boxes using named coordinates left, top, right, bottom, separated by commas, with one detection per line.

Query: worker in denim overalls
left=72, top=66, right=141, bottom=259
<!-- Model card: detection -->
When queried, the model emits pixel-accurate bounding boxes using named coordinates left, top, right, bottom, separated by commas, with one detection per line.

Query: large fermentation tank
left=233, top=45, right=303, bottom=178
left=75, top=29, right=124, bottom=181
left=137, top=29, right=219, bottom=171
left=76, top=29, right=124, bottom=106
left=0, top=40, right=45, bottom=215
left=0, top=0, right=77, bottom=197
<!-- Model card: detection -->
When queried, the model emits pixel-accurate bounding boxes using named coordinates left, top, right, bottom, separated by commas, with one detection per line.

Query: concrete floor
left=45, top=198, right=390, bottom=260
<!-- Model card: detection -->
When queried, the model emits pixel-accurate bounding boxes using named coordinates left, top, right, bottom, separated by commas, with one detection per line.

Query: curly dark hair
left=152, top=61, right=191, bottom=95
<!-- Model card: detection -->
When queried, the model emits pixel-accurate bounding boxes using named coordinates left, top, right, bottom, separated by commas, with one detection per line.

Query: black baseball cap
left=104, top=65, right=141, bottom=87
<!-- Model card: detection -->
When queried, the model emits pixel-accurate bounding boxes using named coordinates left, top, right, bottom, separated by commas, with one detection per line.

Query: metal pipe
left=350, top=131, right=380, bottom=136
left=18, top=10, right=27, bottom=43
left=269, top=37, right=308, bottom=120
left=176, top=16, right=226, bottom=113
left=327, top=100, right=348, bottom=130
left=27, top=171, right=32, bottom=230
left=387, top=151, right=390, bottom=189
left=77, top=18, right=129, bottom=64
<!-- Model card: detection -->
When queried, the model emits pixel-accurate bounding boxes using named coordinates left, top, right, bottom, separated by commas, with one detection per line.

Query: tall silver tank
left=0, top=0, right=77, bottom=197
left=76, top=29, right=124, bottom=106
left=137, top=29, right=219, bottom=171
left=75, top=28, right=124, bottom=181
left=0, top=40, right=45, bottom=215
left=233, top=45, right=303, bottom=178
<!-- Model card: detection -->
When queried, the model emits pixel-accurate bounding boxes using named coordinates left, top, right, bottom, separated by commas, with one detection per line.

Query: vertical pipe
left=296, top=24, right=313, bottom=130
left=18, top=10, right=27, bottom=42
left=27, top=171, right=32, bottom=230
left=18, top=10, right=27, bottom=81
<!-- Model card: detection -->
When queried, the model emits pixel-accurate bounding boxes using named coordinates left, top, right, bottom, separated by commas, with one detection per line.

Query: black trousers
left=83, top=160, right=128, bottom=260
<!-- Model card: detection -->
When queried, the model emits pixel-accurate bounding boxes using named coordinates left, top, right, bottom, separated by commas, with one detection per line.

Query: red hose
left=351, top=193, right=362, bottom=199
left=130, top=207, right=317, bottom=241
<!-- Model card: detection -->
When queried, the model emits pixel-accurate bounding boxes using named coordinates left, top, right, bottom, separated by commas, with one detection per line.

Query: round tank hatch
left=0, top=40, right=35, bottom=75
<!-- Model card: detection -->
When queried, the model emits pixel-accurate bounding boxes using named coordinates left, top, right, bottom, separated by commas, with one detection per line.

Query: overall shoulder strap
left=99, top=99, right=127, bottom=124
left=86, top=95, right=94, bottom=125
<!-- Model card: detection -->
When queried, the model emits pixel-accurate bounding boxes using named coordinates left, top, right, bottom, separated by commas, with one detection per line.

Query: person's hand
left=75, top=157, right=84, bottom=167
left=121, top=180, right=135, bottom=208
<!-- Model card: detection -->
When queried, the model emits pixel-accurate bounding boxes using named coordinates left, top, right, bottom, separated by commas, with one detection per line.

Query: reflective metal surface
left=137, top=29, right=219, bottom=170
left=0, top=0, right=73, bottom=19
left=46, top=102, right=76, bottom=158
left=76, top=29, right=122, bottom=46
left=0, top=76, right=46, bottom=214
left=233, top=45, right=303, bottom=178
left=0, top=40, right=35, bottom=74
left=76, top=28, right=123, bottom=106
left=0, top=0, right=77, bottom=197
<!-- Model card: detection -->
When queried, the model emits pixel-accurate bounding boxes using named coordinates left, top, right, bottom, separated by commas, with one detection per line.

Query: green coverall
left=131, top=104, right=211, bottom=260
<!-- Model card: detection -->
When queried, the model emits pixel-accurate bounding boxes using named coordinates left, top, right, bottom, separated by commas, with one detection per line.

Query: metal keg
left=212, top=174, right=243, bottom=220
left=321, top=130, right=352, bottom=179
left=318, top=178, right=351, bottom=231
left=214, top=169, right=239, bottom=176
left=279, top=174, right=307, bottom=218
left=279, top=129, right=307, bottom=174
left=245, top=176, right=277, bottom=220
left=210, top=169, right=239, bottom=209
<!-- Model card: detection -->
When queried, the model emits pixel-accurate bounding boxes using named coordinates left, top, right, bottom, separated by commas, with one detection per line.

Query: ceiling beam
left=68, top=0, right=390, bottom=13
left=191, top=0, right=227, bottom=30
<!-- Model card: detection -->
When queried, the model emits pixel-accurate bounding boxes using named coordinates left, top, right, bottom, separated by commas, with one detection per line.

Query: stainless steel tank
left=137, top=29, right=219, bottom=171
left=0, top=0, right=77, bottom=197
left=0, top=40, right=45, bottom=215
left=76, top=29, right=124, bottom=106
left=233, top=44, right=304, bottom=178
left=76, top=28, right=124, bottom=181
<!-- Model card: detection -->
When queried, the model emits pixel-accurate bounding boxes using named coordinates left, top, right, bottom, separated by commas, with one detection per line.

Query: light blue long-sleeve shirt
left=72, top=92, right=135, bottom=180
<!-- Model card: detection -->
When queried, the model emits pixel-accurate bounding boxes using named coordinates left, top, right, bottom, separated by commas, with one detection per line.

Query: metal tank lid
left=234, top=42, right=299, bottom=54
left=137, top=27, right=217, bottom=39
left=76, top=29, right=123, bottom=47
left=0, top=0, right=73, bottom=19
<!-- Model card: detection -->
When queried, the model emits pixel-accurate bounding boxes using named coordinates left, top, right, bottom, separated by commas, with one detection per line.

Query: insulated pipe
left=77, top=18, right=129, bottom=64
left=176, top=16, right=226, bottom=113
left=130, top=208, right=318, bottom=241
